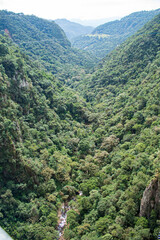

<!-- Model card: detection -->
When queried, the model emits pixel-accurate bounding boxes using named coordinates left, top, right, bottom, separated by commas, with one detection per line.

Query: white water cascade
left=57, top=191, right=83, bottom=239
left=57, top=203, right=70, bottom=239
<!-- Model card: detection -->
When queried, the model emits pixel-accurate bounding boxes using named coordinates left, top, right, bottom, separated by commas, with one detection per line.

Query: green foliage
left=67, top=210, right=79, bottom=229
left=73, top=9, right=160, bottom=60
left=0, top=10, right=97, bottom=79
left=0, top=10, right=160, bottom=240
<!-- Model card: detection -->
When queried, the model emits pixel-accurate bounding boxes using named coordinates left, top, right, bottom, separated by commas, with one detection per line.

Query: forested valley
left=0, top=10, right=160, bottom=240
left=72, top=9, right=160, bottom=60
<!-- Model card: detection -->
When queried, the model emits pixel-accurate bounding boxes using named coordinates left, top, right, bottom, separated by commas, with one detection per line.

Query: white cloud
left=0, top=0, right=159, bottom=20
left=0, top=0, right=5, bottom=6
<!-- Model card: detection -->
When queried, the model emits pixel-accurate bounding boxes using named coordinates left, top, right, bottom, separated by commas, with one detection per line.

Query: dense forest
left=0, top=9, right=160, bottom=240
left=0, top=10, right=97, bottom=78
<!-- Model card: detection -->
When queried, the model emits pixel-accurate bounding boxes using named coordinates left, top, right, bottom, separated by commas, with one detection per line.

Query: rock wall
left=140, top=177, right=160, bottom=218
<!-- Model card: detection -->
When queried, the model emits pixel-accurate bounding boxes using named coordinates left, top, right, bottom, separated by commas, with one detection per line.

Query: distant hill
left=71, top=17, right=119, bottom=27
left=55, top=18, right=93, bottom=42
left=73, top=9, right=160, bottom=59
left=0, top=10, right=97, bottom=77
left=92, top=9, right=160, bottom=35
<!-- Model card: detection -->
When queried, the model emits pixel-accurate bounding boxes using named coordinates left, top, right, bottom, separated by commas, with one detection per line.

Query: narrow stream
left=57, top=203, right=70, bottom=239
left=57, top=191, right=82, bottom=239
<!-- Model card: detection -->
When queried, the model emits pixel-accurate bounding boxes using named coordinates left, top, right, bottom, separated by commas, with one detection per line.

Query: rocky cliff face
left=140, top=177, right=160, bottom=218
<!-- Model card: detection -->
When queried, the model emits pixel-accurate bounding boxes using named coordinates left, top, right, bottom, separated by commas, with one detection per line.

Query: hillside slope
left=0, top=33, right=95, bottom=239
left=55, top=19, right=93, bottom=42
left=64, top=13, right=160, bottom=240
left=73, top=9, right=160, bottom=59
left=0, top=10, right=97, bottom=77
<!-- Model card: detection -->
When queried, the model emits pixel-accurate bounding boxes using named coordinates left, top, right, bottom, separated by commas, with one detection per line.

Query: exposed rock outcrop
left=140, top=177, right=160, bottom=218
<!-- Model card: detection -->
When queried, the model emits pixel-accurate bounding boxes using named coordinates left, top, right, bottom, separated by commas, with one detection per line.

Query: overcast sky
left=0, top=0, right=159, bottom=21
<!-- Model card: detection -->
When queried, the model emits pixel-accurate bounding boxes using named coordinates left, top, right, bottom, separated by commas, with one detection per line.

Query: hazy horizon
left=56, top=16, right=121, bottom=27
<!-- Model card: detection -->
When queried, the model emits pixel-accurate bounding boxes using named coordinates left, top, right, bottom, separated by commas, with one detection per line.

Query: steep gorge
left=0, top=10, right=160, bottom=240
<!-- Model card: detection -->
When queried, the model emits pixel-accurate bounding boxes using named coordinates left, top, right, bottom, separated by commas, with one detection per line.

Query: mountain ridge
left=73, top=8, right=160, bottom=59
left=0, top=10, right=97, bottom=77
left=55, top=18, right=93, bottom=42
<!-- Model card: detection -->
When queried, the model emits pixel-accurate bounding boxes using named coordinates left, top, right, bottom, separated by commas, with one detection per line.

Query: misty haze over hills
left=72, top=9, right=160, bottom=59
left=54, top=19, right=94, bottom=41
left=54, top=9, right=160, bottom=60
left=69, top=17, right=120, bottom=27
left=54, top=17, right=122, bottom=42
